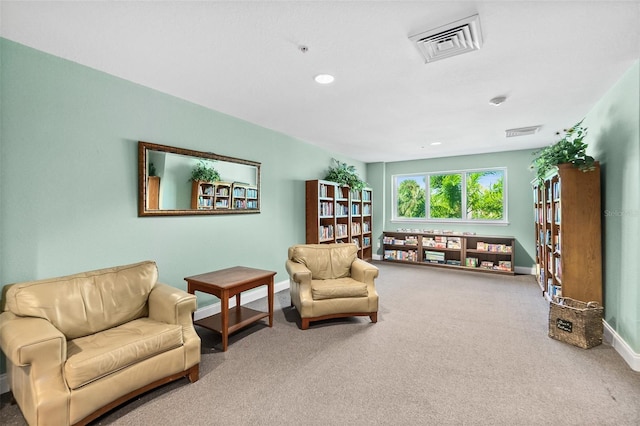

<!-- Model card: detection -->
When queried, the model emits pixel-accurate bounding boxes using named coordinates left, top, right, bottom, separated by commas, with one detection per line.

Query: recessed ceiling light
left=430, top=142, right=442, bottom=146
left=314, top=74, right=335, bottom=84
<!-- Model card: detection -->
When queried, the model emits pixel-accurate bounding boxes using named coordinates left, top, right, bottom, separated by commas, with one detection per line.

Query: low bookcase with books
left=383, top=231, right=515, bottom=275
left=306, top=180, right=373, bottom=260
left=531, top=163, right=602, bottom=304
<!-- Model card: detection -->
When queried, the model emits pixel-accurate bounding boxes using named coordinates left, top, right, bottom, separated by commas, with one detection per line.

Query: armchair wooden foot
left=187, top=364, right=199, bottom=383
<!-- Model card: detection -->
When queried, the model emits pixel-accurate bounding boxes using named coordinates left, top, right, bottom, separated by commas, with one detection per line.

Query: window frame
left=391, top=167, right=508, bottom=224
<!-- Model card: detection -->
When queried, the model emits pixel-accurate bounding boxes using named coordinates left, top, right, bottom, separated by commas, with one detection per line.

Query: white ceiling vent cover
left=505, top=125, right=542, bottom=138
left=410, top=15, right=483, bottom=63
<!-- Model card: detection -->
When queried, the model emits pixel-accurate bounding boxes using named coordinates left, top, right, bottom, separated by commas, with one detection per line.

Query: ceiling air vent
left=410, top=14, right=483, bottom=63
left=505, top=125, right=542, bottom=138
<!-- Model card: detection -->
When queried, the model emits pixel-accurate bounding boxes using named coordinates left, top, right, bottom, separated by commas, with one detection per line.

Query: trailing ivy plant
left=530, top=120, right=596, bottom=182
left=324, top=158, right=368, bottom=191
left=190, top=160, right=220, bottom=183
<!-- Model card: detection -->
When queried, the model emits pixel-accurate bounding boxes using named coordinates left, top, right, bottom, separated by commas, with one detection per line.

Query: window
left=393, top=168, right=506, bottom=223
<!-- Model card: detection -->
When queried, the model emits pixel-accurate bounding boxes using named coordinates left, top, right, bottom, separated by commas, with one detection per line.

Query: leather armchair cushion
left=291, top=244, right=358, bottom=280
left=4, top=261, right=158, bottom=339
left=64, top=318, right=183, bottom=390
left=311, top=278, right=368, bottom=300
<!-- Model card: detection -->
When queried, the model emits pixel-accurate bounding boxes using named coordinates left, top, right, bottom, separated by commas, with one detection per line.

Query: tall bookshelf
left=532, top=163, right=602, bottom=304
left=382, top=231, right=515, bottom=275
left=306, top=180, right=373, bottom=260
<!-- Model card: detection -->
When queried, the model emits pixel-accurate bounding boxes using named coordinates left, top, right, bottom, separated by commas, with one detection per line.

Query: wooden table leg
left=268, top=278, right=274, bottom=327
left=221, top=289, right=229, bottom=351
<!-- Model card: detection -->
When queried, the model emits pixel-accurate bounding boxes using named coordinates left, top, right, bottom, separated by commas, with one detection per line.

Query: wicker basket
left=548, top=297, right=603, bottom=349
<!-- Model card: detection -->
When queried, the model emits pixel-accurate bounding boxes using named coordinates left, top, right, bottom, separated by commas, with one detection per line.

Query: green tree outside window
left=397, top=178, right=426, bottom=218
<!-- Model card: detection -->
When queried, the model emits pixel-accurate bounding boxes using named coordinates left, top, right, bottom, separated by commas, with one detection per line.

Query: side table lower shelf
left=195, top=306, right=269, bottom=336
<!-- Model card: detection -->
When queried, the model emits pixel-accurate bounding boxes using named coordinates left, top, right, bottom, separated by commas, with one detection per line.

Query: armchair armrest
left=351, top=259, right=379, bottom=284
left=0, top=311, right=67, bottom=367
left=148, top=283, right=200, bottom=370
left=148, top=282, right=197, bottom=326
left=285, top=260, right=312, bottom=285
left=0, top=311, right=70, bottom=425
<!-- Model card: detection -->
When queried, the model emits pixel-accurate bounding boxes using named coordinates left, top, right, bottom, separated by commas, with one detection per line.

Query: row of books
left=320, top=201, right=333, bottom=216
left=351, top=222, right=362, bottom=235
left=196, top=197, right=213, bottom=208
left=319, top=225, right=334, bottom=240
left=385, top=236, right=508, bottom=253
left=547, top=279, right=562, bottom=298
left=424, top=250, right=445, bottom=263
left=423, top=236, right=461, bottom=249
left=336, top=203, right=349, bottom=216
left=336, top=224, right=348, bottom=238
left=198, top=184, right=214, bottom=195
left=474, top=242, right=512, bottom=253
left=552, top=180, right=561, bottom=200
left=465, top=258, right=512, bottom=270
left=395, top=229, right=477, bottom=235
left=384, top=250, right=418, bottom=262
left=319, top=184, right=333, bottom=198
left=383, top=236, right=413, bottom=246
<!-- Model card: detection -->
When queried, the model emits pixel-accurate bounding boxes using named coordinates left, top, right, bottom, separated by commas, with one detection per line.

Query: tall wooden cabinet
left=532, top=163, right=602, bottom=304
left=306, top=180, right=373, bottom=260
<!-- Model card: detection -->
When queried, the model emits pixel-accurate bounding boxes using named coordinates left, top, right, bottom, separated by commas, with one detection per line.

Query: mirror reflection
left=138, top=141, right=260, bottom=216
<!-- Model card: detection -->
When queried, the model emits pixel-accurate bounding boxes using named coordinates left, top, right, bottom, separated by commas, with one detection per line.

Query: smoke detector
left=410, top=15, right=483, bottom=63
left=505, top=125, right=542, bottom=138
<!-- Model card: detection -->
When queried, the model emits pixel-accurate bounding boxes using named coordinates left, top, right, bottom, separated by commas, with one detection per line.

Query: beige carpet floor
left=1, top=261, right=639, bottom=425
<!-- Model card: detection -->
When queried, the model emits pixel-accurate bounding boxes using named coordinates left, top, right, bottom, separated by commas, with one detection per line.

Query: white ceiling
left=1, top=1, right=638, bottom=163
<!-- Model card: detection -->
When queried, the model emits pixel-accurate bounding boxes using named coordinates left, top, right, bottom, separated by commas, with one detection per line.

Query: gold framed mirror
left=138, top=141, right=261, bottom=216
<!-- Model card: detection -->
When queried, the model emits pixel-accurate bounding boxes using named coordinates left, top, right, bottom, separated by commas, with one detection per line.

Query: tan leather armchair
left=0, top=261, right=200, bottom=426
left=286, top=244, right=379, bottom=329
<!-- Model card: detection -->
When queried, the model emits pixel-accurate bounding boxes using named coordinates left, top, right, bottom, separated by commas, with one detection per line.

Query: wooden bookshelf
left=382, top=231, right=515, bottom=275
left=232, top=182, right=258, bottom=210
left=532, top=163, right=602, bottom=304
left=306, top=180, right=373, bottom=260
left=191, top=181, right=236, bottom=210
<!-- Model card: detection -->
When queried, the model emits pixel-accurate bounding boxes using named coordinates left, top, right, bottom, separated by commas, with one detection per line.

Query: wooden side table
left=184, top=266, right=276, bottom=351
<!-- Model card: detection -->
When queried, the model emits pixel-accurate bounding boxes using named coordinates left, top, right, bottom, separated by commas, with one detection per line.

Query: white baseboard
left=0, top=279, right=291, bottom=395
left=515, top=265, right=536, bottom=275
left=603, top=320, right=640, bottom=372
left=194, top=278, right=289, bottom=321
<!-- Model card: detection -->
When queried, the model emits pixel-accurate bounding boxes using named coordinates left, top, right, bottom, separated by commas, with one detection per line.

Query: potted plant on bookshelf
left=530, top=120, right=596, bottom=182
left=324, top=158, right=368, bottom=191
left=190, top=160, right=220, bottom=183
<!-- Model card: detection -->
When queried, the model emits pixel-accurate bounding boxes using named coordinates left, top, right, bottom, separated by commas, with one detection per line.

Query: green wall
left=584, top=61, right=640, bottom=353
left=0, top=38, right=365, bottom=296
left=367, top=149, right=538, bottom=270
left=1, top=37, right=638, bottom=374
